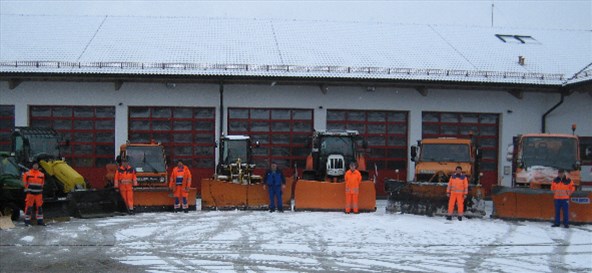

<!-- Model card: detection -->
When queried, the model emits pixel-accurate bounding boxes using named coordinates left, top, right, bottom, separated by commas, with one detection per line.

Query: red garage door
left=327, top=110, right=409, bottom=197
left=422, top=112, right=499, bottom=196
left=29, top=106, right=116, bottom=188
left=0, top=105, right=15, bottom=151
left=128, top=107, right=216, bottom=190
left=227, top=108, right=313, bottom=176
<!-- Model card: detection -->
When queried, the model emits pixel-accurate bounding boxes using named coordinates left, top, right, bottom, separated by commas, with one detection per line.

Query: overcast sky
left=0, top=0, right=590, bottom=30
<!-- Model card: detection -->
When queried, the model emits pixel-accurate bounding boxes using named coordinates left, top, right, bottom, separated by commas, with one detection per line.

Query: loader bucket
left=201, top=177, right=294, bottom=210
left=67, top=189, right=124, bottom=218
left=293, top=180, right=376, bottom=212
left=491, top=186, right=592, bottom=224
left=384, top=179, right=486, bottom=218
left=133, top=187, right=197, bottom=212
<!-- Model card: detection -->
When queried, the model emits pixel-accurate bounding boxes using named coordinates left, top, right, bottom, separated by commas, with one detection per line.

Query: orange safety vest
left=345, top=169, right=362, bottom=194
left=169, top=165, right=192, bottom=188
left=23, top=169, right=45, bottom=194
left=447, top=174, right=468, bottom=195
left=551, top=177, right=574, bottom=200
left=114, top=165, right=138, bottom=187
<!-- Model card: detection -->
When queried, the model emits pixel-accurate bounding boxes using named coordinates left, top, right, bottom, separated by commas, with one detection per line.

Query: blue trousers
left=268, top=185, right=283, bottom=211
left=554, top=199, right=569, bottom=225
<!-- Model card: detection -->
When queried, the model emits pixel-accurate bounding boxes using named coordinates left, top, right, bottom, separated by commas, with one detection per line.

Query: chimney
left=518, top=56, right=525, bottom=65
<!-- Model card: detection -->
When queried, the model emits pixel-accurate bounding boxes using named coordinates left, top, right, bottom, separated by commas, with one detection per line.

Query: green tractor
left=0, top=152, right=25, bottom=221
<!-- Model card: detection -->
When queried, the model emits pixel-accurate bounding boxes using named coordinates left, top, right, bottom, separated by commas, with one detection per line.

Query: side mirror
left=410, top=146, right=417, bottom=162
left=505, top=145, right=514, bottom=162
left=115, top=155, right=122, bottom=165
left=476, top=147, right=482, bottom=160
left=574, top=160, right=581, bottom=170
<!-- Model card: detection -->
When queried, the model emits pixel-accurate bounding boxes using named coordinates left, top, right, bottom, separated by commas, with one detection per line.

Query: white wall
left=2, top=80, right=590, bottom=186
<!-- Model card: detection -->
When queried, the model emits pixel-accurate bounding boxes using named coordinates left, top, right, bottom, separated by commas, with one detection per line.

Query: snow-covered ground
left=1, top=200, right=591, bottom=273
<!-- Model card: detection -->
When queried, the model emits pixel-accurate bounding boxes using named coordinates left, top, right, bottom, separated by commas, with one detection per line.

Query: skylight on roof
left=495, top=34, right=540, bottom=44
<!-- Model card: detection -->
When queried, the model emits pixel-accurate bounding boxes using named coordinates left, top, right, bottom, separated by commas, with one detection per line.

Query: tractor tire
left=2, top=202, right=21, bottom=221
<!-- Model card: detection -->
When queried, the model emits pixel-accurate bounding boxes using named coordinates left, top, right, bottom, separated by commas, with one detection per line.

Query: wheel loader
left=201, top=135, right=294, bottom=210
left=11, top=127, right=121, bottom=219
left=104, top=141, right=197, bottom=212
left=384, top=137, right=486, bottom=218
left=491, top=130, right=592, bottom=223
left=293, top=130, right=376, bottom=212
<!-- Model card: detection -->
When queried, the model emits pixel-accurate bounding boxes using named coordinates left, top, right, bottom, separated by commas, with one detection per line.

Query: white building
left=1, top=15, right=591, bottom=195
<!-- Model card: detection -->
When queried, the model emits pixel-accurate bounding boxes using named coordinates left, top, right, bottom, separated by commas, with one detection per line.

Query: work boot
left=564, top=224, right=569, bottom=228
left=37, top=220, right=46, bottom=226
left=129, top=209, right=135, bottom=215
left=458, top=216, right=462, bottom=221
left=551, top=224, right=560, bottom=227
left=446, top=216, right=452, bottom=221
left=24, top=220, right=31, bottom=227
left=183, top=209, right=188, bottom=213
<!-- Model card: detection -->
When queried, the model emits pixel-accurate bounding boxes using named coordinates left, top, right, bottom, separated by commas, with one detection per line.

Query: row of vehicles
left=1, top=126, right=591, bottom=224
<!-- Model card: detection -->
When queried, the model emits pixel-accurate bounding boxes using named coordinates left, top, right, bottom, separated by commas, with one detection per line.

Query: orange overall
left=22, top=169, right=45, bottom=224
left=169, top=164, right=192, bottom=211
left=345, top=169, right=362, bottom=213
left=447, top=174, right=468, bottom=216
left=114, top=165, right=138, bottom=211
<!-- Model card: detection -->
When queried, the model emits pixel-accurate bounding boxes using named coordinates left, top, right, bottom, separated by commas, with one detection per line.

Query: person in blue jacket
left=263, top=162, right=286, bottom=212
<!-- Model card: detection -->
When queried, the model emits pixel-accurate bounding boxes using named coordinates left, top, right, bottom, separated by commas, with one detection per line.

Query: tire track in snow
left=462, top=221, right=521, bottom=272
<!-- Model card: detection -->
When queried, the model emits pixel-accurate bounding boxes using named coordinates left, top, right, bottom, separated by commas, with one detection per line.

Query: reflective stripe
left=120, top=179, right=133, bottom=184
left=176, top=176, right=184, bottom=185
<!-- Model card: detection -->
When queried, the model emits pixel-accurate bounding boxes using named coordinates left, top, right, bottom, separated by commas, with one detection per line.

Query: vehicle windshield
left=420, top=144, right=471, bottom=162
left=0, top=156, right=21, bottom=177
left=28, top=135, right=60, bottom=159
left=126, top=146, right=167, bottom=173
left=319, top=136, right=354, bottom=158
left=223, top=140, right=248, bottom=164
left=521, top=137, right=577, bottom=170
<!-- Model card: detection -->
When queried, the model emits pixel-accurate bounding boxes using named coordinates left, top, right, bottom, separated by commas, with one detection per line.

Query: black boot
left=183, top=209, right=188, bottom=213
left=446, top=216, right=452, bottom=221
left=551, top=224, right=560, bottom=227
left=37, top=219, right=46, bottom=226
left=24, top=220, right=31, bottom=227
left=458, top=216, right=462, bottom=221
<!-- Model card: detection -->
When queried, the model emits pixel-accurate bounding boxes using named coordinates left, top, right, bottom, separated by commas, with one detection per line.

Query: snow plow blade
left=384, top=179, right=486, bottom=218
left=293, top=180, right=376, bottom=212
left=201, top=177, right=294, bottom=210
left=40, top=189, right=123, bottom=219
left=133, top=187, right=197, bottom=212
left=491, top=186, right=592, bottom=224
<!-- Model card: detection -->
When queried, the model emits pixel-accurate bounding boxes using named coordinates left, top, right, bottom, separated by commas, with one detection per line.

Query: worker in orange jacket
left=114, top=158, right=138, bottom=214
left=447, top=166, right=468, bottom=221
left=551, top=169, right=575, bottom=228
left=344, top=162, right=362, bottom=214
left=22, top=162, right=46, bottom=226
left=169, top=159, right=192, bottom=213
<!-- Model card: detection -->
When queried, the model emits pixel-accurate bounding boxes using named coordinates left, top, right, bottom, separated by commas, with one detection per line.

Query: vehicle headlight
left=160, top=177, right=166, bottom=183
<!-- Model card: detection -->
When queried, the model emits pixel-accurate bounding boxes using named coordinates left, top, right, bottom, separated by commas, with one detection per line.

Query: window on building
left=29, top=106, right=115, bottom=167
left=495, top=34, right=539, bottom=44
left=228, top=108, right=313, bottom=170
left=128, top=107, right=215, bottom=168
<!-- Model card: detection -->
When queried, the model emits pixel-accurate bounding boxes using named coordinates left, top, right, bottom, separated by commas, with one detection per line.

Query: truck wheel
left=3, top=203, right=20, bottom=221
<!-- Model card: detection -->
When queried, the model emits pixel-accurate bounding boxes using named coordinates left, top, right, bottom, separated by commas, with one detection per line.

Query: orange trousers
left=448, top=193, right=465, bottom=216
left=118, top=184, right=134, bottom=210
left=172, top=186, right=189, bottom=210
left=345, top=192, right=359, bottom=213
left=24, top=194, right=44, bottom=221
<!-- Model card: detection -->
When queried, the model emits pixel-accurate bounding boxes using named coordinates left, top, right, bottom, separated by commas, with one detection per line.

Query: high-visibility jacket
left=114, top=165, right=138, bottom=188
left=345, top=169, right=362, bottom=194
left=551, top=177, right=575, bottom=200
left=169, top=165, right=192, bottom=189
left=22, top=169, right=45, bottom=194
left=447, top=174, right=468, bottom=195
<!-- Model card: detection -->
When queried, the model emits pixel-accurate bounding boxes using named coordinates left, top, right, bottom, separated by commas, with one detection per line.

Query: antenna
left=491, top=0, right=495, bottom=27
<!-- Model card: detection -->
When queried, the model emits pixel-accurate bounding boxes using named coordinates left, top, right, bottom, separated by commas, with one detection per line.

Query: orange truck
left=201, top=135, right=294, bottom=210
left=384, top=137, right=486, bottom=217
left=492, top=133, right=592, bottom=223
left=105, top=141, right=197, bottom=212
left=294, top=130, right=376, bottom=212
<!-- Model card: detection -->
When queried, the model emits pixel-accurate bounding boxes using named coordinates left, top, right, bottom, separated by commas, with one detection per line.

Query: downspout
left=219, top=82, right=224, bottom=137
left=541, top=92, right=564, bottom=133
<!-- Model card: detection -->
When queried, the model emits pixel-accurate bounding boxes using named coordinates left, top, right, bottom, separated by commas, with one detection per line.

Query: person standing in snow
left=263, top=162, right=286, bottom=212
left=22, top=161, right=46, bottom=226
left=446, top=166, right=468, bottom=221
left=169, top=159, right=192, bottom=213
left=551, top=169, right=575, bottom=228
left=114, top=157, right=138, bottom=215
left=344, top=162, right=362, bottom=214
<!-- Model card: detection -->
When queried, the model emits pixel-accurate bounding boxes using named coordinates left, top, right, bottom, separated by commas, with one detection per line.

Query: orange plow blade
left=201, top=177, right=294, bottom=210
left=293, top=180, right=376, bottom=212
left=491, top=186, right=592, bottom=224
left=133, top=187, right=197, bottom=212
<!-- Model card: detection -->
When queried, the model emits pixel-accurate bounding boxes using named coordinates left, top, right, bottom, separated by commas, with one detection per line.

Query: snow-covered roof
left=1, top=14, right=590, bottom=86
